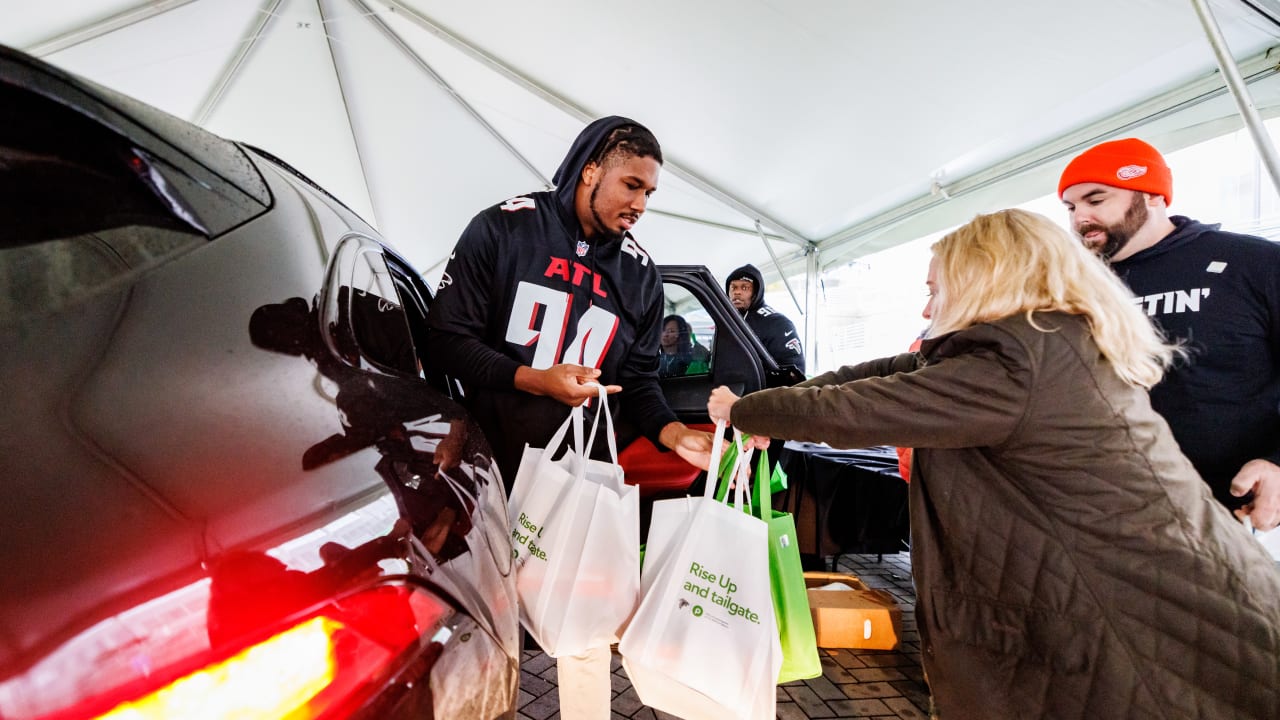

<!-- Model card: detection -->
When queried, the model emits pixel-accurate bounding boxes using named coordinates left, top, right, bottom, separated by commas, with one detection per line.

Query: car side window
left=660, top=282, right=716, bottom=378
left=325, top=235, right=419, bottom=377
left=322, top=235, right=460, bottom=399
left=382, top=251, right=455, bottom=397
left=0, top=83, right=203, bottom=322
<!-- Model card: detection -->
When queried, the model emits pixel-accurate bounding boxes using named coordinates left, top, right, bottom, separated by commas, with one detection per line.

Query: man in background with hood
left=425, top=116, right=718, bottom=719
left=1060, top=137, right=1280, bottom=535
left=725, top=263, right=805, bottom=373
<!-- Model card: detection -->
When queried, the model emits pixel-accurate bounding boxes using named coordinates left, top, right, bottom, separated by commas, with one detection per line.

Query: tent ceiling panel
left=5, top=0, right=1280, bottom=286
left=35, top=0, right=261, bottom=122
left=402, top=0, right=1279, bottom=240
left=801, top=67, right=1280, bottom=277
left=199, top=0, right=379, bottom=225
left=376, top=7, right=760, bottom=234
left=628, top=213, right=797, bottom=287
left=315, top=0, right=552, bottom=272
left=378, top=5, right=585, bottom=184
left=2, top=0, right=159, bottom=49
left=643, top=173, right=775, bottom=238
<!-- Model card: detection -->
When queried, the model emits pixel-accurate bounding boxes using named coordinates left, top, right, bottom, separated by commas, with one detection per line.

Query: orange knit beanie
left=1058, top=138, right=1172, bottom=206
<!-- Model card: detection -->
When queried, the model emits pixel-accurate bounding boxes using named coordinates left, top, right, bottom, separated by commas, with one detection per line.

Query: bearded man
left=1060, top=137, right=1280, bottom=533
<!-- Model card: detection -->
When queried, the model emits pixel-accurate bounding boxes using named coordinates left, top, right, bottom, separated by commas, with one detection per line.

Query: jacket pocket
left=926, top=588, right=1101, bottom=673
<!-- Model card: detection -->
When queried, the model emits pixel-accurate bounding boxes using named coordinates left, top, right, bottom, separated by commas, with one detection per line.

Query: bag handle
left=721, top=429, right=752, bottom=511
left=702, top=418, right=727, bottom=499
left=581, top=382, right=619, bottom=465
left=542, top=402, right=580, bottom=467
left=711, top=432, right=770, bottom=517
left=751, top=446, right=771, bottom=521
left=536, top=392, right=593, bottom=483
left=734, top=432, right=754, bottom=512
left=713, top=433, right=759, bottom=500
left=571, top=399, right=585, bottom=462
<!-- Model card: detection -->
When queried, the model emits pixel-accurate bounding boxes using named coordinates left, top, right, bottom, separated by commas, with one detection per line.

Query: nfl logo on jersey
left=576, top=240, right=589, bottom=257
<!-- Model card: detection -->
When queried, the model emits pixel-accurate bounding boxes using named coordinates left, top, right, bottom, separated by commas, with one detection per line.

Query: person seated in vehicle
left=658, top=313, right=710, bottom=377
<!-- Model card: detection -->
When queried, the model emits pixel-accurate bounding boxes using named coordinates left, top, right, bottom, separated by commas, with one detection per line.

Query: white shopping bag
left=620, top=426, right=782, bottom=720
left=508, top=384, right=640, bottom=658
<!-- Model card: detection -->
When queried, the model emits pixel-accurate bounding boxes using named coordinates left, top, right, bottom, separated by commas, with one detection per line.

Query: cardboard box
left=803, top=571, right=902, bottom=650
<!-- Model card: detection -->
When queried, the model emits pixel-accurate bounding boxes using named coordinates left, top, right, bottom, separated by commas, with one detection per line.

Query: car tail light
left=82, top=584, right=449, bottom=720
left=95, top=616, right=336, bottom=719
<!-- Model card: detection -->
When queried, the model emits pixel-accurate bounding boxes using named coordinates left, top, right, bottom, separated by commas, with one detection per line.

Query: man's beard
left=1076, top=192, right=1148, bottom=260
left=588, top=183, right=625, bottom=242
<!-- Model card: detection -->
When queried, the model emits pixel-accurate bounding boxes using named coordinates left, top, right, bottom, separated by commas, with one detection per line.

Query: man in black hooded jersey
left=425, top=116, right=717, bottom=483
left=424, top=116, right=718, bottom=719
left=725, top=263, right=805, bottom=373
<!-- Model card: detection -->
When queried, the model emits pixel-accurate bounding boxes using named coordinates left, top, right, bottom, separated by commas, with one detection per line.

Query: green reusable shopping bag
left=718, top=442, right=820, bottom=683
left=715, top=434, right=787, bottom=497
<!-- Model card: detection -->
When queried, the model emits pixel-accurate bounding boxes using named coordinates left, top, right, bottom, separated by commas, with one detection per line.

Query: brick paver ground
left=517, top=553, right=928, bottom=720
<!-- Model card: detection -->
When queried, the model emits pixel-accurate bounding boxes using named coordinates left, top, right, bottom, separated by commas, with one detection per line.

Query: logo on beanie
left=1116, top=165, right=1148, bottom=180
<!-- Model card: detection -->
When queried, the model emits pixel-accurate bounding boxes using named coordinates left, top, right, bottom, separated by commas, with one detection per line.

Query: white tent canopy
left=7, top=0, right=1280, bottom=326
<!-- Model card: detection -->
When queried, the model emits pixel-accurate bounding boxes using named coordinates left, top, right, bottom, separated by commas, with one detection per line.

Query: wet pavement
left=516, top=552, right=929, bottom=720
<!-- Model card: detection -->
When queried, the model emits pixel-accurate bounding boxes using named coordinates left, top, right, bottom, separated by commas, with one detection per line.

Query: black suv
left=0, top=43, right=797, bottom=720
left=1, top=45, right=518, bottom=720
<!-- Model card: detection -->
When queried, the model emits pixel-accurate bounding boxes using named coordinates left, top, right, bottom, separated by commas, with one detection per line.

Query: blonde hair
left=927, top=209, right=1177, bottom=388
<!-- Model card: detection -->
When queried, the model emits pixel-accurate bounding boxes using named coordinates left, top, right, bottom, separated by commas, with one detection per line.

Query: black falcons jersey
left=744, top=305, right=805, bottom=372
left=424, top=190, right=675, bottom=484
left=1111, top=216, right=1280, bottom=506
left=725, top=262, right=805, bottom=372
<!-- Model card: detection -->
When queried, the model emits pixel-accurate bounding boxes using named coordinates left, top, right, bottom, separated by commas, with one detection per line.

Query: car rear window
left=0, top=83, right=204, bottom=321
left=78, top=76, right=269, bottom=208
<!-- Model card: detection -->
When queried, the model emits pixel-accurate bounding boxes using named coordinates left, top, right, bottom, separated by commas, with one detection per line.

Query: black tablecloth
left=774, top=442, right=910, bottom=558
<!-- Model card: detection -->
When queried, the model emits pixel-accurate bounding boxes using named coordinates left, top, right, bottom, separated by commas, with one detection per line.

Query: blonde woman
left=708, top=209, right=1280, bottom=719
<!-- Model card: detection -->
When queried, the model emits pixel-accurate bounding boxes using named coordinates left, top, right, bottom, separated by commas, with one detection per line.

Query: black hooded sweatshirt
left=424, top=116, right=677, bottom=487
left=1110, top=215, right=1280, bottom=507
left=725, top=263, right=805, bottom=373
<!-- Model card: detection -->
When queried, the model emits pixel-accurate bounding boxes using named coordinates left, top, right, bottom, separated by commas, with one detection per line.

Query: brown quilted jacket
left=731, top=312, right=1280, bottom=719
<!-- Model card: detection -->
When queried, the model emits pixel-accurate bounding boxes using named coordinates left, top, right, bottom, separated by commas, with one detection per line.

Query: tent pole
left=649, top=210, right=786, bottom=241
left=193, top=0, right=284, bottom=126
left=804, top=246, right=820, bottom=374
left=347, top=0, right=550, bottom=187
left=754, top=221, right=804, bottom=315
left=814, top=47, right=1280, bottom=262
left=380, top=0, right=812, bottom=247
left=317, top=0, right=382, bottom=228
left=24, top=0, right=199, bottom=56
left=1190, top=0, right=1280, bottom=196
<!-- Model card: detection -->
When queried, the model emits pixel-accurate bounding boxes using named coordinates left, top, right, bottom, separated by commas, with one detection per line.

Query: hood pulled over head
left=725, top=263, right=765, bottom=312
left=551, top=115, right=658, bottom=226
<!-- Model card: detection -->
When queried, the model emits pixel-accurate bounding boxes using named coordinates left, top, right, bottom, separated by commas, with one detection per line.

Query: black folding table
left=774, top=441, right=910, bottom=569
